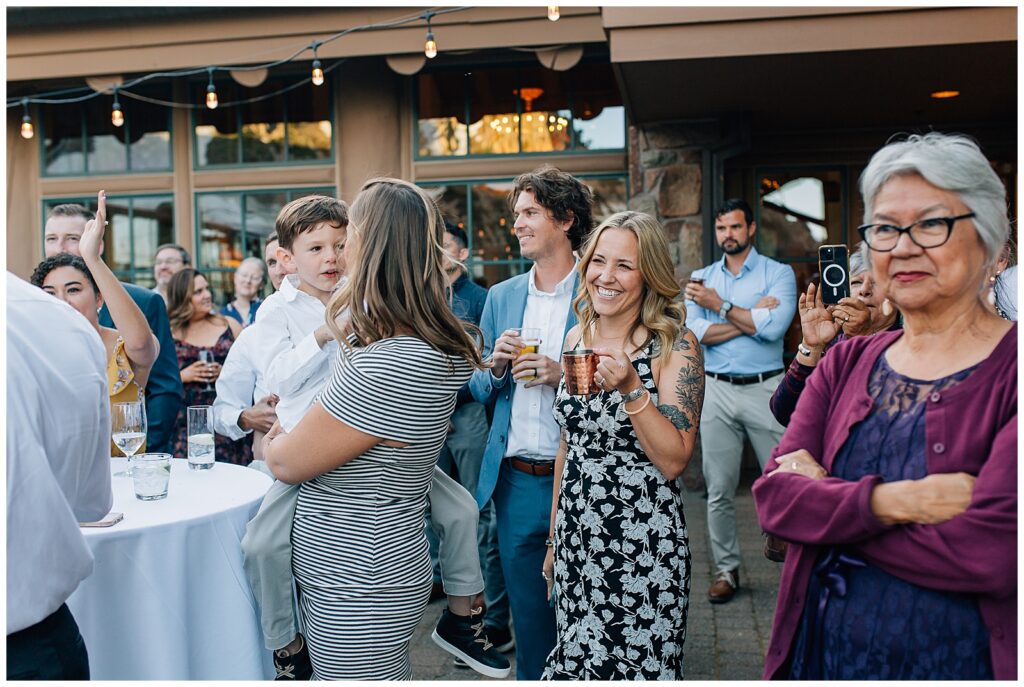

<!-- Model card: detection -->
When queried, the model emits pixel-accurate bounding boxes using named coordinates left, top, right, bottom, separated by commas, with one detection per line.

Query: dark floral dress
left=173, top=327, right=252, bottom=466
left=543, top=340, right=690, bottom=680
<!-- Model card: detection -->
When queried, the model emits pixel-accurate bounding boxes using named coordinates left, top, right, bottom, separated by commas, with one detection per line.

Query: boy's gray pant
left=241, top=463, right=483, bottom=650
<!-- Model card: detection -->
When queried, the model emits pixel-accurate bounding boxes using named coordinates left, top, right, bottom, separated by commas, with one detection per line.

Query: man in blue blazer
left=44, top=203, right=185, bottom=454
left=469, top=167, right=594, bottom=680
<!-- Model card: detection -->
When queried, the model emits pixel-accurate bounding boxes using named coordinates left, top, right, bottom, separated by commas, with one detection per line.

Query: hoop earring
left=881, top=298, right=893, bottom=317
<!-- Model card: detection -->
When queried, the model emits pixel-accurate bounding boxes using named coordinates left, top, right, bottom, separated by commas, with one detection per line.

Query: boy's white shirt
left=252, top=274, right=338, bottom=432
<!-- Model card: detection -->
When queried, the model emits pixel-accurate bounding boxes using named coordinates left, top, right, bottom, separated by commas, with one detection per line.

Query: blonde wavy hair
left=573, top=211, right=685, bottom=362
left=325, top=177, right=486, bottom=370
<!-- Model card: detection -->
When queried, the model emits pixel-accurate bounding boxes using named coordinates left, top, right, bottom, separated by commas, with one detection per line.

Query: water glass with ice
left=132, top=453, right=171, bottom=501
left=187, top=405, right=215, bottom=471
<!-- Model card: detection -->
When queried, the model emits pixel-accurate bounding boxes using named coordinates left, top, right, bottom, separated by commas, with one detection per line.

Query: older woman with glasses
left=223, top=257, right=267, bottom=327
left=754, top=133, right=1016, bottom=680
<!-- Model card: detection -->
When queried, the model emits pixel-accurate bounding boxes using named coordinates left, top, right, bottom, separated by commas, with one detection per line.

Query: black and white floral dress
left=543, top=341, right=691, bottom=680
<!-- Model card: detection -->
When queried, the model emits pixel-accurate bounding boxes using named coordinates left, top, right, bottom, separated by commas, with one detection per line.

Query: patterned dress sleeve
left=769, top=357, right=817, bottom=427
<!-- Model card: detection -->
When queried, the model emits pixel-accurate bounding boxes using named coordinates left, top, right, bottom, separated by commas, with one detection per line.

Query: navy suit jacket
left=469, top=271, right=579, bottom=508
left=99, top=282, right=184, bottom=454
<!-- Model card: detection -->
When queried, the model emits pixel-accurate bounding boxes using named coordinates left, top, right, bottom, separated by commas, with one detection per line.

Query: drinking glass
left=132, top=453, right=171, bottom=501
left=112, top=400, right=147, bottom=477
left=516, top=328, right=543, bottom=382
left=198, top=350, right=215, bottom=391
left=187, top=405, right=216, bottom=471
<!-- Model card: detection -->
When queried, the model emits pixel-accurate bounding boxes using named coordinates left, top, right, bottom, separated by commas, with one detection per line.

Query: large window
left=195, top=187, right=335, bottom=303
left=193, top=76, right=332, bottom=167
left=41, top=194, right=175, bottom=286
left=417, top=62, right=625, bottom=159
left=41, top=87, right=172, bottom=176
left=753, top=167, right=849, bottom=357
left=422, top=176, right=629, bottom=287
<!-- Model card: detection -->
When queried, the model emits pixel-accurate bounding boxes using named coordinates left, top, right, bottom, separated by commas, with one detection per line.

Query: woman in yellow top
left=30, top=191, right=160, bottom=450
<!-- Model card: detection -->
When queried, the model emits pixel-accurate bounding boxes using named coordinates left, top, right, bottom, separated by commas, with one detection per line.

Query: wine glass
left=198, top=350, right=214, bottom=391
left=112, top=400, right=147, bottom=477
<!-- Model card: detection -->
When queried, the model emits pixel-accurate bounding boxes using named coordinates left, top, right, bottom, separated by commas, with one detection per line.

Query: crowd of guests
left=8, top=132, right=1017, bottom=682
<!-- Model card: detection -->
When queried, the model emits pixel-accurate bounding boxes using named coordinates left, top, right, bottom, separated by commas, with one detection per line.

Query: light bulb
left=548, top=6, right=559, bottom=21
left=206, top=84, right=218, bottom=110
left=425, top=31, right=438, bottom=59
left=311, top=59, right=325, bottom=86
left=111, top=103, right=124, bottom=127
left=20, top=115, right=34, bottom=139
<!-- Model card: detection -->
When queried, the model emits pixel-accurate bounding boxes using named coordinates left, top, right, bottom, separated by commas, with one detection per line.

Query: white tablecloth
left=67, top=458, right=274, bottom=680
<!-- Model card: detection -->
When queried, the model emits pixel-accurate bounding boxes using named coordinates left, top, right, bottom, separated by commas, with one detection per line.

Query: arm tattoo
left=657, top=328, right=704, bottom=432
left=657, top=404, right=688, bottom=430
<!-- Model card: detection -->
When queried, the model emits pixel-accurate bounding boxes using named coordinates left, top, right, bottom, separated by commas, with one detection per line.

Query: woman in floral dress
left=542, top=211, right=705, bottom=680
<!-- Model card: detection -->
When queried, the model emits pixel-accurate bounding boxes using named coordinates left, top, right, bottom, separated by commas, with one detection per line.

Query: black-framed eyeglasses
left=857, top=213, right=975, bottom=252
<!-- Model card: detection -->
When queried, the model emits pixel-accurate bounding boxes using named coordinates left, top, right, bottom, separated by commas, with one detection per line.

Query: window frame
left=752, top=164, right=850, bottom=264
left=190, top=76, right=336, bottom=171
left=39, top=192, right=176, bottom=284
left=413, top=62, right=628, bottom=161
left=419, top=172, right=630, bottom=281
left=192, top=186, right=337, bottom=287
left=37, top=98, right=174, bottom=178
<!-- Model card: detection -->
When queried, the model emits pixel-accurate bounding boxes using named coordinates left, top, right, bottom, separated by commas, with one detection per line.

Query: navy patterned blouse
left=788, top=352, right=993, bottom=680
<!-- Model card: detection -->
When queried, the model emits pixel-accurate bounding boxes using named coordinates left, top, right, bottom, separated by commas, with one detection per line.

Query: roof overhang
left=604, top=6, right=1016, bottom=130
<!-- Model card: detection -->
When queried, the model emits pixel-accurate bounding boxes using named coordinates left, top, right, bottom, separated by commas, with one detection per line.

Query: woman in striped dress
left=264, top=178, right=486, bottom=680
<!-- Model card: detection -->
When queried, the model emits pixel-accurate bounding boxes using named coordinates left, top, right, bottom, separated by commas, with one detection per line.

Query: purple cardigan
left=753, top=325, right=1017, bottom=680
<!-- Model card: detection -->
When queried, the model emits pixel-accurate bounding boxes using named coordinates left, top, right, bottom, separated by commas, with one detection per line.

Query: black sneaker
left=273, top=635, right=313, bottom=680
left=431, top=608, right=511, bottom=679
left=486, top=624, right=515, bottom=653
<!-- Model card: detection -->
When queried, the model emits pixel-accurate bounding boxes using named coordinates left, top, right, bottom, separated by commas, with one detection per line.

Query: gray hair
left=859, top=132, right=1009, bottom=270
left=848, top=241, right=868, bottom=276
left=237, top=256, right=266, bottom=285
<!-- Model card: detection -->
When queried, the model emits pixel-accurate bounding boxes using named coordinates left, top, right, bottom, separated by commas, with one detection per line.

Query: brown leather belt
left=508, top=456, right=555, bottom=476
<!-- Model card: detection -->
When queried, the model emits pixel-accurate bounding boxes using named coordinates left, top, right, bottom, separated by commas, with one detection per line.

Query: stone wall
left=626, top=119, right=728, bottom=491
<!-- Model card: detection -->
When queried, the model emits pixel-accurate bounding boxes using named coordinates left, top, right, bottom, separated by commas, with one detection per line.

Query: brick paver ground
left=410, top=481, right=781, bottom=680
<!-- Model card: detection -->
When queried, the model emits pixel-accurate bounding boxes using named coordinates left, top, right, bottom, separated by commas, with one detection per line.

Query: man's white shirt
left=505, top=262, right=577, bottom=461
left=7, top=273, right=113, bottom=633
left=212, top=324, right=271, bottom=440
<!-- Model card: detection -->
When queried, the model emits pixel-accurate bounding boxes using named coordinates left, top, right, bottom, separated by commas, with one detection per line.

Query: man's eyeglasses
left=858, top=213, right=975, bottom=252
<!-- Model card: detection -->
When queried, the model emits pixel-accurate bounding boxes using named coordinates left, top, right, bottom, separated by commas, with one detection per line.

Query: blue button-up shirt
left=685, top=246, right=797, bottom=375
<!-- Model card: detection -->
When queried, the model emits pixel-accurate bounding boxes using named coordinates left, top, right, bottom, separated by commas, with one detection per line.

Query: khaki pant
left=242, top=465, right=482, bottom=651
left=700, top=373, right=786, bottom=573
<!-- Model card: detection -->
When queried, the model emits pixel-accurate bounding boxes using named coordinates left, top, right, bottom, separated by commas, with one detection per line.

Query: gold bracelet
left=623, top=390, right=651, bottom=416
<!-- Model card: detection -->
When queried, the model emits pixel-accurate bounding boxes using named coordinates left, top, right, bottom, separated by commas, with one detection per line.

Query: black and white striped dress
left=291, top=336, right=472, bottom=680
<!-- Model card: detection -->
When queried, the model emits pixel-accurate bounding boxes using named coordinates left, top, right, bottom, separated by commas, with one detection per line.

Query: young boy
left=241, top=195, right=509, bottom=680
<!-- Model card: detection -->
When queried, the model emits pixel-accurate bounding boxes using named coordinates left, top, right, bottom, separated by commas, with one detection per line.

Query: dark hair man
left=683, top=198, right=797, bottom=604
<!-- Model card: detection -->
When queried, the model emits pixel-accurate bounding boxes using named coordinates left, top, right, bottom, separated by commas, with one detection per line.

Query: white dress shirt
left=252, top=274, right=338, bottom=432
left=212, top=324, right=271, bottom=440
left=7, top=273, right=113, bottom=634
left=505, top=262, right=577, bottom=461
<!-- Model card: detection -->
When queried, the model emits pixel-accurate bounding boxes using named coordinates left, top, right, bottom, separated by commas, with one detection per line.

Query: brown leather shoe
left=708, top=569, right=739, bottom=604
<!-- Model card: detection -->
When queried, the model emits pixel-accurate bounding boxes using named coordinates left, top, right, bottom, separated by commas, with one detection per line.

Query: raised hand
left=79, top=190, right=107, bottom=264
left=798, top=282, right=841, bottom=351
left=832, top=297, right=872, bottom=337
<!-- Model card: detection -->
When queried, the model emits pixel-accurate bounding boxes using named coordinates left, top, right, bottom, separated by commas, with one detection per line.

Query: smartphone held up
left=817, top=244, right=850, bottom=305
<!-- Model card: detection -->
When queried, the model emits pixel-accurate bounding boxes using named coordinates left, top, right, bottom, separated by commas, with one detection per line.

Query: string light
left=548, top=6, right=560, bottom=21
left=205, top=69, right=218, bottom=109
left=111, top=87, right=124, bottom=127
left=310, top=42, right=325, bottom=86
left=10, top=8, right=473, bottom=115
left=20, top=99, right=33, bottom=139
left=424, top=13, right=437, bottom=59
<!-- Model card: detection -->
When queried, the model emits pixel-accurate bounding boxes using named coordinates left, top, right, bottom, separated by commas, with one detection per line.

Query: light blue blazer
left=470, top=272, right=579, bottom=509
